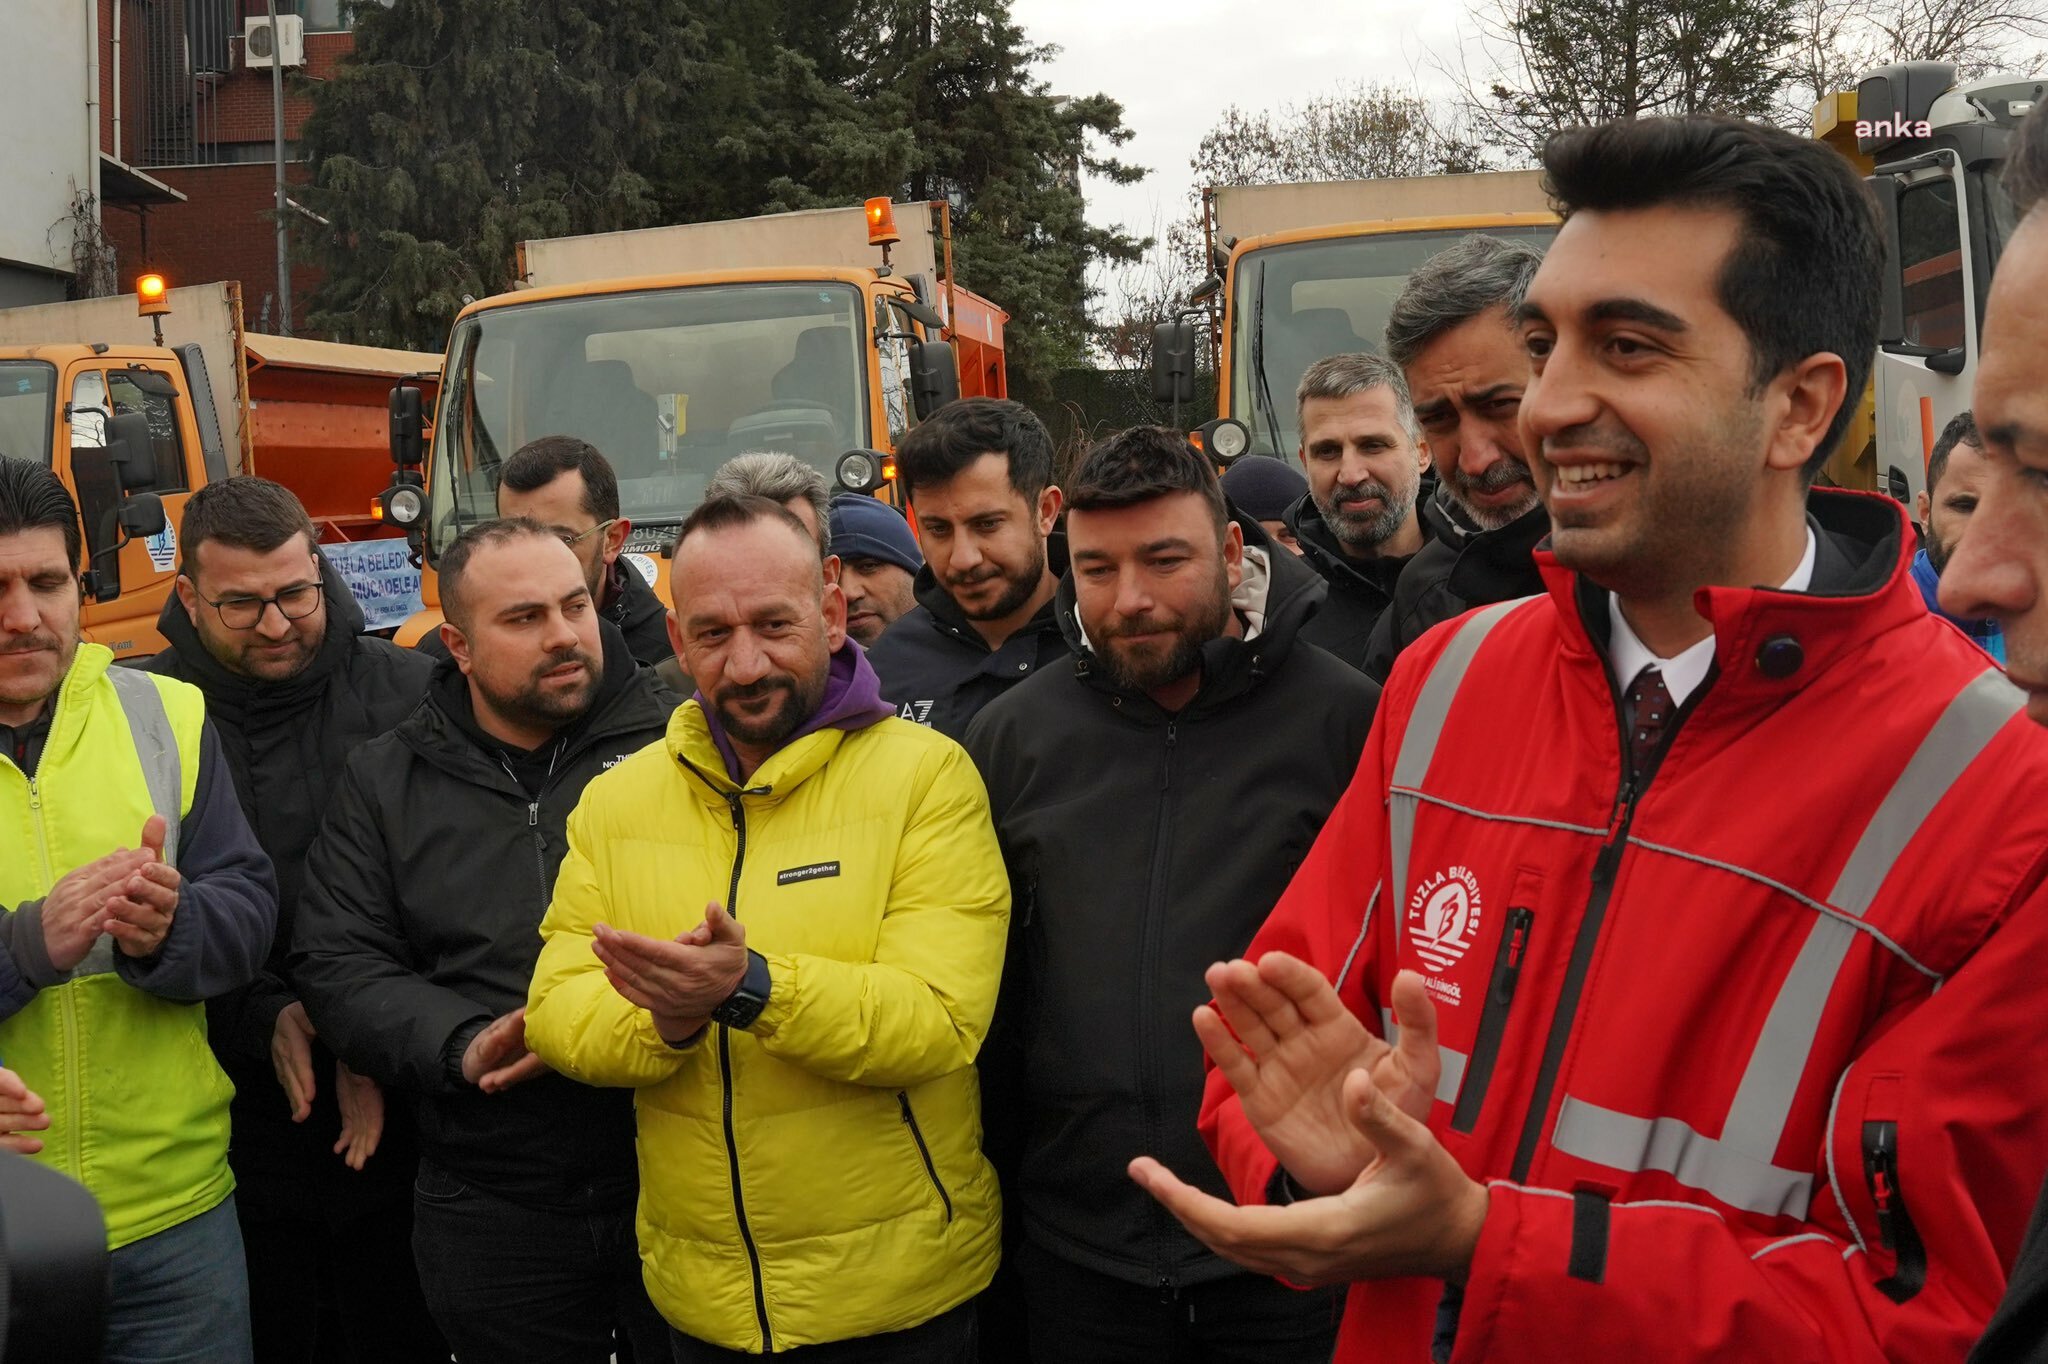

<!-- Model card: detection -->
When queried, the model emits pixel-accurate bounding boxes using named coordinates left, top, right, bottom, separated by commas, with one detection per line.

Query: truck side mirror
left=1151, top=319, right=1196, bottom=405
left=106, top=411, right=160, bottom=494
left=70, top=442, right=125, bottom=603
left=1869, top=174, right=1906, bottom=347
left=909, top=340, right=959, bottom=420
left=390, top=384, right=425, bottom=468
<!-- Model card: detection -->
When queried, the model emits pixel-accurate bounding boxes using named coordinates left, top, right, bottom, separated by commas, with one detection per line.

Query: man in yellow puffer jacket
left=528, top=493, right=1010, bottom=1362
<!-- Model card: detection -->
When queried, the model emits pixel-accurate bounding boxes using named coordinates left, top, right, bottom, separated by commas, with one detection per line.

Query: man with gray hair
left=703, top=452, right=833, bottom=556
left=1361, top=234, right=1551, bottom=681
left=1284, top=353, right=1432, bottom=669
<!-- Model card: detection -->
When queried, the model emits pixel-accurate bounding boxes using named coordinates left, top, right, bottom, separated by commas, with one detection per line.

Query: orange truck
left=381, top=199, right=1005, bottom=642
left=0, top=279, right=441, bottom=656
left=1153, top=171, right=1559, bottom=461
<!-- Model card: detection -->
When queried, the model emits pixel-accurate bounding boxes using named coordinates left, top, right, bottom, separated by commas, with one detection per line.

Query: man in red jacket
left=1129, top=112, right=2048, bottom=1362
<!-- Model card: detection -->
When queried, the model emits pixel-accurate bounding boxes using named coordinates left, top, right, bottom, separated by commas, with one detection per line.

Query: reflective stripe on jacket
left=0, top=647, right=236, bottom=1248
left=526, top=701, right=1009, bottom=1351
left=1203, top=491, right=2048, bottom=1361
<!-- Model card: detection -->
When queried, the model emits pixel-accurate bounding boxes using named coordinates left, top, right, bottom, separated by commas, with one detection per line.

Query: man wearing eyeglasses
left=146, top=476, right=443, bottom=1364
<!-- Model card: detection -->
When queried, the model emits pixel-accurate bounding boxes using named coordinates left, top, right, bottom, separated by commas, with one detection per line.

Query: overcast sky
left=1013, top=0, right=1481, bottom=267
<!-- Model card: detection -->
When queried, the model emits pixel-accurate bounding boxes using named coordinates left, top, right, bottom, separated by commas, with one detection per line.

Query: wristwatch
left=711, top=949, right=772, bottom=1030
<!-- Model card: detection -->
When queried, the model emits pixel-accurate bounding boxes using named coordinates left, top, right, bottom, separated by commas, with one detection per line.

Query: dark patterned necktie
left=1625, top=666, right=1675, bottom=779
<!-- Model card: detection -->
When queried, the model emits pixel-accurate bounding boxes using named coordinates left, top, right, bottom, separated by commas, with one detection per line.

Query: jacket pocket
left=898, top=1091, right=955, bottom=1223
left=1450, top=905, right=1535, bottom=1134
left=1859, top=1076, right=1926, bottom=1303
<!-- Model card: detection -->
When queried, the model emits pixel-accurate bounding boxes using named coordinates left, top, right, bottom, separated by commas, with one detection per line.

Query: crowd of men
left=5, top=99, right=2048, bottom=1364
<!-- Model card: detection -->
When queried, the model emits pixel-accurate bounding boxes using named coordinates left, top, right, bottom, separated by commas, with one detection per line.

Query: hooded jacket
left=1911, top=547, right=2006, bottom=662
left=965, top=514, right=1378, bottom=1289
left=1361, top=490, right=1550, bottom=682
left=146, top=560, right=431, bottom=1216
left=1287, top=494, right=1422, bottom=670
left=1202, top=491, right=2048, bottom=1362
left=525, top=643, right=1010, bottom=1352
left=290, top=620, right=671, bottom=1210
left=416, top=555, right=675, bottom=668
left=865, top=535, right=1072, bottom=739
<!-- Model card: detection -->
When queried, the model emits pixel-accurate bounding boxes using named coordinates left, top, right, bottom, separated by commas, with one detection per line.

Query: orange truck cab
left=0, top=342, right=225, bottom=658
left=385, top=200, right=1006, bottom=643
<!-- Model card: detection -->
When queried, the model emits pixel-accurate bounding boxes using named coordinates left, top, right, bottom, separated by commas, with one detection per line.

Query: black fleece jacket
left=964, top=514, right=1379, bottom=1289
left=291, top=620, right=671, bottom=1209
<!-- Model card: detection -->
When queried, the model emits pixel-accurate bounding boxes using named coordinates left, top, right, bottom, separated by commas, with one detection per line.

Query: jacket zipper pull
left=527, top=801, right=539, bottom=827
left=1862, top=1118, right=1927, bottom=1303
left=1160, top=721, right=1177, bottom=792
left=1496, top=908, right=1533, bottom=1004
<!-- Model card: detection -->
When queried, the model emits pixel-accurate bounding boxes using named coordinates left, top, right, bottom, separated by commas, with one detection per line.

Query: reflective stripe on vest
left=1550, top=1097, right=1814, bottom=1219
left=1715, top=666, right=2023, bottom=1159
left=1387, top=598, right=1529, bottom=951
left=72, top=668, right=186, bottom=981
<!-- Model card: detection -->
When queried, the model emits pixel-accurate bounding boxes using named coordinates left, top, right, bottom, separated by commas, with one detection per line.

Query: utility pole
left=266, top=0, right=291, bottom=335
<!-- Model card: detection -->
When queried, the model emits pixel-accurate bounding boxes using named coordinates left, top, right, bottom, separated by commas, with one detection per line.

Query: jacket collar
left=1542, top=489, right=1918, bottom=703
left=605, top=557, right=666, bottom=634
left=1055, top=510, right=1329, bottom=717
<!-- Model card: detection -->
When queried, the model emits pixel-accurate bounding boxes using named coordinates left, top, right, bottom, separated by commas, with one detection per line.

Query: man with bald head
left=526, top=493, right=1010, bottom=1361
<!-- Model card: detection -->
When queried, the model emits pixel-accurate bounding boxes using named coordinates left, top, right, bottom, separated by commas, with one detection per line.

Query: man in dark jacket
left=292, top=519, right=673, bottom=1363
left=146, top=476, right=441, bottom=1364
left=868, top=398, right=1070, bottom=737
left=966, top=428, right=1374, bottom=1362
left=1362, top=235, right=1551, bottom=682
left=1286, top=353, right=1434, bottom=669
left=418, top=435, right=674, bottom=667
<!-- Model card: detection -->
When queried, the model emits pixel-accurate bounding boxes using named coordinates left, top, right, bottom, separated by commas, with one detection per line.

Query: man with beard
left=291, top=519, right=673, bottom=1362
left=1362, top=235, right=1551, bottom=681
left=418, top=436, right=674, bottom=667
left=145, top=476, right=442, bottom=1364
left=526, top=494, right=1009, bottom=1361
left=964, top=428, right=1372, bottom=1362
left=868, top=398, right=1069, bottom=737
left=1911, top=411, right=2005, bottom=661
left=1285, top=354, right=1433, bottom=670
left=1130, top=113, right=2048, bottom=1364
left=0, top=458, right=277, bottom=1363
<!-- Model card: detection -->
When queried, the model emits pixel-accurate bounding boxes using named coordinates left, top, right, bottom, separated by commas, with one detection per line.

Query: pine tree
left=298, top=0, right=712, bottom=348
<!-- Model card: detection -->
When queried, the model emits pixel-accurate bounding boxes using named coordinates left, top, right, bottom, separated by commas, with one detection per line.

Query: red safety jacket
left=1201, top=492, right=2048, bottom=1362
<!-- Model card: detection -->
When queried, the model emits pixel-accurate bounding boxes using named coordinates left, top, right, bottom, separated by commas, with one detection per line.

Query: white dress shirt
left=1606, top=527, right=1817, bottom=705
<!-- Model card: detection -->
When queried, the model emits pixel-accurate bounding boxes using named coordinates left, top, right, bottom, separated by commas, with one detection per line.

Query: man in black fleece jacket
left=145, top=476, right=441, bottom=1364
left=293, top=520, right=673, bottom=1363
left=966, top=428, right=1374, bottom=1362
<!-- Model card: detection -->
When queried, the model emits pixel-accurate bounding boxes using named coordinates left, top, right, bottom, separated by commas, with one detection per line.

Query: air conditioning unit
left=245, top=14, right=305, bottom=70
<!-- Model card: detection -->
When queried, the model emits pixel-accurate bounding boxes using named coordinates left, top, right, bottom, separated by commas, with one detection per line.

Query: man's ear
left=173, top=572, right=200, bottom=624
left=1914, top=489, right=1931, bottom=527
left=604, top=517, right=632, bottom=562
left=664, top=606, right=685, bottom=664
left=1766, top=352, right=1850, bottom=477
left=1222, top=519, right=1245, bottom=594
left=1036, top=484, right=1064, bottom=537
left=822, top=579, right=849, bottom=651
left=440, top=620, right=473, bottom=674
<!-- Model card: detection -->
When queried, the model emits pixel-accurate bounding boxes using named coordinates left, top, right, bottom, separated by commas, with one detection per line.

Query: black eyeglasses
left=192, top=578, right=323, bottom=631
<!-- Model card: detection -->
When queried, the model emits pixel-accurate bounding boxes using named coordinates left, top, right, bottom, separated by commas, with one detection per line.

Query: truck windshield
left=0, top=361, right=57, bottom=467
left=428, top=282, right=868, bottom=554
left=1231, top=224, right=1558, bottom=456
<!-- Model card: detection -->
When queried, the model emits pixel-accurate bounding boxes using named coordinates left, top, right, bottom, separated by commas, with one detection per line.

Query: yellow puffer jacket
left=527, top=702, right=1009, bottom=1352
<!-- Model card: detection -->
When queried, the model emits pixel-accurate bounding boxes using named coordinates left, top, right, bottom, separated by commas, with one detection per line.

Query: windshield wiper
left=1248, top=261, right=1284, bottom=457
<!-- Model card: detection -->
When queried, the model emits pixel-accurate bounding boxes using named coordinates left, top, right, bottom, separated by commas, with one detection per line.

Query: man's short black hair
left=2008, top=96, right=2048, bottom=221
left=0, top=457, right=82, bottom=570
left=1927, top=409, right=1981, bottom=494
left=1541, top=114, right=1883, bottom=480
left=678, top=493, right=817, bottom=560
left=893, top=398, right=1055, bottom=504
left=178, top=476, right=316, bottom=578
left=500, top=435, right=621, bottom=522
left=1067, top=426, right=1228, bottom=534
left=438, top=516, right=560, bottom=633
